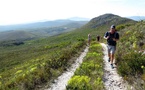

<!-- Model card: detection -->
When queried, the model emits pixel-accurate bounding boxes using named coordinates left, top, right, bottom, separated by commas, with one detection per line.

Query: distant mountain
left=0, top=19, right=88, bottom=32
left=127, top=16, right=145, bottom=21
left=28, top=21, right=87, bottom=37
left=83, top=13, right=136, bottom=29
left=0, top=20, right=88, bottom=42
left=0, top=14, right=137, bottom=43
left=68, top=17, right=91, bottom=21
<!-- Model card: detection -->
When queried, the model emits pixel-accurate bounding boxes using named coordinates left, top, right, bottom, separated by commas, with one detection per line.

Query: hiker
left=104, top=25, right=119, bottom=69
left=97, top=35, right=100, bottom=42
left=88, top=33, right=91, bottom=46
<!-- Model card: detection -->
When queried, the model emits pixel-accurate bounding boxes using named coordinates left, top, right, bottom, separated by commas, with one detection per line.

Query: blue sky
left=0, top=0, right=145, bottom=25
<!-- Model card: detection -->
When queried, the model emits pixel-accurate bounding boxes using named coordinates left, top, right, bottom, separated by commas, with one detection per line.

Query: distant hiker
left=97, top=35, right=100, bottom=42
left=104, top=25, right=119, bottom=69
left=88, top=33, right=91, bottom=46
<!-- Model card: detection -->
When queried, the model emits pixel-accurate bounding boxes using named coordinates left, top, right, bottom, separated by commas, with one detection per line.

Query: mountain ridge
left=0, top=19, right=89, bottom=42
left=83, top=13, right=136, bottom=29
left=0, top=13, right=137, bottom=43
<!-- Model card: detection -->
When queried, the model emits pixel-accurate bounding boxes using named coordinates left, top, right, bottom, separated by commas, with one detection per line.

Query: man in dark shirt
left=104, top=25, right=119, bottom=69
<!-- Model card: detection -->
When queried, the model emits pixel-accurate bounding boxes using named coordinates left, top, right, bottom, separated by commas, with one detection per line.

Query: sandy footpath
left=46, top=46, right=89, bottom=90
left=101, top=43, right=133, bottom=90
left=42, top=43, right=134, bottom=90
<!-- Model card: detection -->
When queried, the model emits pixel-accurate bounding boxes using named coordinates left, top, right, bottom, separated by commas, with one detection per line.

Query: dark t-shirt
left=104, top=32, right=119, bottom=46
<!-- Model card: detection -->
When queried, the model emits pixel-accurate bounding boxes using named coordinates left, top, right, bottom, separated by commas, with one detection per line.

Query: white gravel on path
left=46, top=46, right=89, bottom=90
left=43, top=43, right=134, bottom=90
left=101, top=43, right=133, bottom=90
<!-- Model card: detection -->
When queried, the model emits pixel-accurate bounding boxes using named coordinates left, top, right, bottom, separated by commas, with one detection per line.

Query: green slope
left=115, top=21, right=145, bottom=90
left=0, top=13, right=139, bottom=90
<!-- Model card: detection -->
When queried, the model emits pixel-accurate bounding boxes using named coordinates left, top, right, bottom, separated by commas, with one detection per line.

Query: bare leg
left=110, top=54, right=114, bottom=64
left=107, top=52, right=111, bottom=62
left=108, top=53, right=111, bottom=59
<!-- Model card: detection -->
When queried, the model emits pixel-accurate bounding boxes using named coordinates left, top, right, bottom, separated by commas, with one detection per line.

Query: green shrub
left=74, top=61, right=102, bottom=77
left=116, top=22, right=145, bottom=89
left=92, top=77, right=104, bottom=90
left=116, top=24, right=125, bottom=31
left=117, top=46, right=145, bottom=77
left=66, top=75, right=92, bottom=90
left=66, top=42, right=104, bottom=90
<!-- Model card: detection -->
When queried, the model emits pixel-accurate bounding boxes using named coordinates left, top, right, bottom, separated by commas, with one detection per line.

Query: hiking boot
left=111, top=64, right=114, bottom=69
left=108, top=58, right=110, bottom=62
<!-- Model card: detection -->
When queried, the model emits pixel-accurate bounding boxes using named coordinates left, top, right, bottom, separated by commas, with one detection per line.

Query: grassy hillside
left=0, top=30, right=36, bottom=42
left=0, top=14, right=139, bottom=90
left=0, top=32, right=87, bottom=90
left=115, top=21, right=145, bottom=89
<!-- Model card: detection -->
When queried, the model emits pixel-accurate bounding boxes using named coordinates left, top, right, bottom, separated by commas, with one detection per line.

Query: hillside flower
left=23, top=74, right=26, bottom=78
left=141, top=65, right=144, bottom=69
left=15, top=70, right=23, bottom=74
left=30, top=67, right=37, bottom=72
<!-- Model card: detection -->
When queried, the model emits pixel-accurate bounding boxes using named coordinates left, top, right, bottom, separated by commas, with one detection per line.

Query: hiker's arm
left=113, top=38, right=119, bottom=41
left=113, top=33, right=119, bottom=41
left=104, top=32, right=109, bottom=40
left=104, top=36, right=110, bottom=40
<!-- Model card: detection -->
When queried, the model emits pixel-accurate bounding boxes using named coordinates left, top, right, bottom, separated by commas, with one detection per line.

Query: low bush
left=116, top=21, right=145, bottom=89
left=66, top=42, right=104, bottom=90
left=66, top=75, right=92, bottom=90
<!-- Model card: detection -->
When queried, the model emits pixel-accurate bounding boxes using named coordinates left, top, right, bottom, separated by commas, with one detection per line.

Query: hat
left=111, top=25, right=115, bottom=29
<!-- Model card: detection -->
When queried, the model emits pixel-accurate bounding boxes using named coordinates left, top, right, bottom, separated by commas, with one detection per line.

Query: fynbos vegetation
left=66, top=42, right=104, bottom=90
left=116, top=21, right=145, bottom=89
left=0, top=14, right=144, bottom=90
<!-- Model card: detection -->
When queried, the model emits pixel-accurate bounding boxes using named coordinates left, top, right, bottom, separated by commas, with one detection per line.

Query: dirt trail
left=45, top=46, right=89, bottom=90
left=101, top=43, right=133, bottom=90
left=43, top=43, right=133, bottom=90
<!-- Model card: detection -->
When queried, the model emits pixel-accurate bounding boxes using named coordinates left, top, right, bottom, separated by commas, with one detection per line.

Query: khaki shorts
left=107, top=45, right=116, bottom=54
